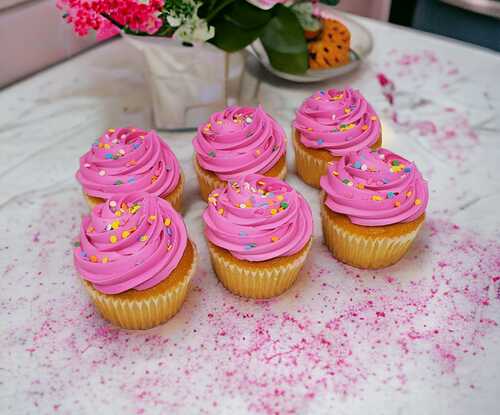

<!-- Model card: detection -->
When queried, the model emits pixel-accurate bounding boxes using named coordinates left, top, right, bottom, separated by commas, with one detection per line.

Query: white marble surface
left=1, top=16, right=500, bottom=415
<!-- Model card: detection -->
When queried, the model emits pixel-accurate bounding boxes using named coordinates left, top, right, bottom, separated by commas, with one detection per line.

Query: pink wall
left=0, top=0, right=98, bottom=88
left=337, top=0, right=392, bottom=21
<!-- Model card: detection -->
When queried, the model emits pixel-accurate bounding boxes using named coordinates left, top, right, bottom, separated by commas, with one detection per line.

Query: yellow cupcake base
left=194, top=155, right=287, bottom=201
left=82, top=240, right=197, bottom=330
left=207, top=239, right=312, bottom=299
left=84, top=172, right=185, bottom=212
left=320, top=196, right=424, bottom=269
left=292, top=128, right=382, bottom=189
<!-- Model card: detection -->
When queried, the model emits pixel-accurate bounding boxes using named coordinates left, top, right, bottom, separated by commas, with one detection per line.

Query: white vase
left=123, top=35, right=245, bottom=131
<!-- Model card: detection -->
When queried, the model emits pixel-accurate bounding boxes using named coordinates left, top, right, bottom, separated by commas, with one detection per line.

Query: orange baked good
left=308, top=18, right=351, bottom=69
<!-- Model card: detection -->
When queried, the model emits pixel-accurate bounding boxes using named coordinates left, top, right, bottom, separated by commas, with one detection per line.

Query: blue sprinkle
left=132, top=142, right=140, bottom=149
left=267, top=192, right=275, bottom=198
left=387, top=192, right=395, bottom=199
left=317, top=139, right=324, bottom=145
left=128, top=177, right=136, bottom=183
left=239, top=231, right=247, bottom=237
left=167, top=228, right=172, bottom=236
left=80, top=251, right=87, bottom=257
left=404, top=167, right=411, bottom=173
left=244, top=243, right=257, bottom=250
left=104, top=153, right=113, bottom=159
left=383, top=178, right=389, bottom=184
left=320, top=90, right=325, bottom=95
left=353, top=161, right=362, bottom=169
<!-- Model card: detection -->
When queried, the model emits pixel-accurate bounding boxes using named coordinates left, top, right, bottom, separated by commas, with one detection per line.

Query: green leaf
left=260, top=4, right=308, bottom=74
left=320, top=0, right=340, bottom=5
left=223, top=0, right=272, bottom=29
left=209, top=0, right=271, bottom=52
left=209, top=18, right=262, bottom=52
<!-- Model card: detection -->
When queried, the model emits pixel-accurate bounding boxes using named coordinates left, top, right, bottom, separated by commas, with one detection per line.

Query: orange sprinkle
left=415, top=198, right=422, bottom=206
left=164, top=218, right=171, bottom=226
left=271, top=236, right=279, bottom=243
left=90, top=255, right=97, bottom=263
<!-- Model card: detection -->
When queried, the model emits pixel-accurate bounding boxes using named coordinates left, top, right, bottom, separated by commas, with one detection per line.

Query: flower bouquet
left=57, top=0, right=347, bottom=128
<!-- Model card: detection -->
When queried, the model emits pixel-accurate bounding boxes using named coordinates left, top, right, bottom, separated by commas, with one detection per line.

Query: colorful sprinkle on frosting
left=76, top=128, right=181, bottom=200
left=193, top=106, right=286, bottom=181
left=203, top=174, right=313, bottom=262
left=293, top=88, right=381, bottom=156
left=320, top=148, right=429, bottom=226
left=73, top=194, right=187, bottom=294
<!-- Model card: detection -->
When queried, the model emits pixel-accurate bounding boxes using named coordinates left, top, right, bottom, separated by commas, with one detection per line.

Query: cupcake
left=293, top=88, right=382, bottom=188
left=320, top=148, right=428, bottom=269
left=193, top=105, right=287, bottom=201
left=76, top=128, right=184, bottom=211
left=203, top=174, right=313, bottom=299
left=73, top=194, right=197, bottom=329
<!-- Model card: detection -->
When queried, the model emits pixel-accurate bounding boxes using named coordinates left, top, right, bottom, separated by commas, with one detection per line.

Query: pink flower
left=57, top=0, right=165, bottom=37
left=245, top=0, right=289, bottom=10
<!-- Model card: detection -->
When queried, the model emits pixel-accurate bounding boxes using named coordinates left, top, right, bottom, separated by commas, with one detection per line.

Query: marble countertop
left=1, top=15, right=500, bottom=415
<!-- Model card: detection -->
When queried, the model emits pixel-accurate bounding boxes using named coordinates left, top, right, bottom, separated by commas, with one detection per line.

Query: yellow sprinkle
left=140, top=235, right=148, bottom=242
left=270, top=209, right=277, bottom=215
left=216, top=120, right=223, bottom=125
left=406, top=191, right=412, bottom=197
left=218, top=208, right=224, bottom=215
left=271, top=236, right=279, bottom=242
left=111, top=220, right=120, bottom=230
left=372, top=195, right=383, bottom=201
left=344, top=108, right=351, bottom=114
left=102, top=257, right=109, bottom=264
left=108, top=128, right=115, bottom=133
left=332, top=171, right=339, bottom=176
left=164, top=218, right=171, bottom=226
left=357, top=183, right=365, bottom=189
left=104, top=144, right=110, bottom=149
left=276, top=195, right=284, bottom=201
left=306, top=127, right=313, bottom=132
left=361, top=125, right=368, bottom=131
left=115, top=210, right=122, bottom=217
left=109, top=235, right=117, bottom=243
left=415, top=198, right=422, bottom=206
left=208, top=196, right=216, bottom=204
left=148, top=215, right=157, bottom=222
left=121, top=230, right=130, bottom=239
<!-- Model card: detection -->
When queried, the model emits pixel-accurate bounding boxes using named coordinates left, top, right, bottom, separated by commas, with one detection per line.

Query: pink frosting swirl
left=293, top=88, right=381, bottom=156
left=320, top=148, right=429, bottom=226
left=73, top=194, right=188, bottom=294
left=203, top=174, right=313, bottom=262
left=76, top=128, right=181, bottom=199
left=193, top=105, right=287, bottom=181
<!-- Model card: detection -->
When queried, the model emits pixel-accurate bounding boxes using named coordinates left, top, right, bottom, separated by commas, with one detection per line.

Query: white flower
left=174, top=14, right=215, bottom=44
left=166, top=12, right=182, bottom=28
